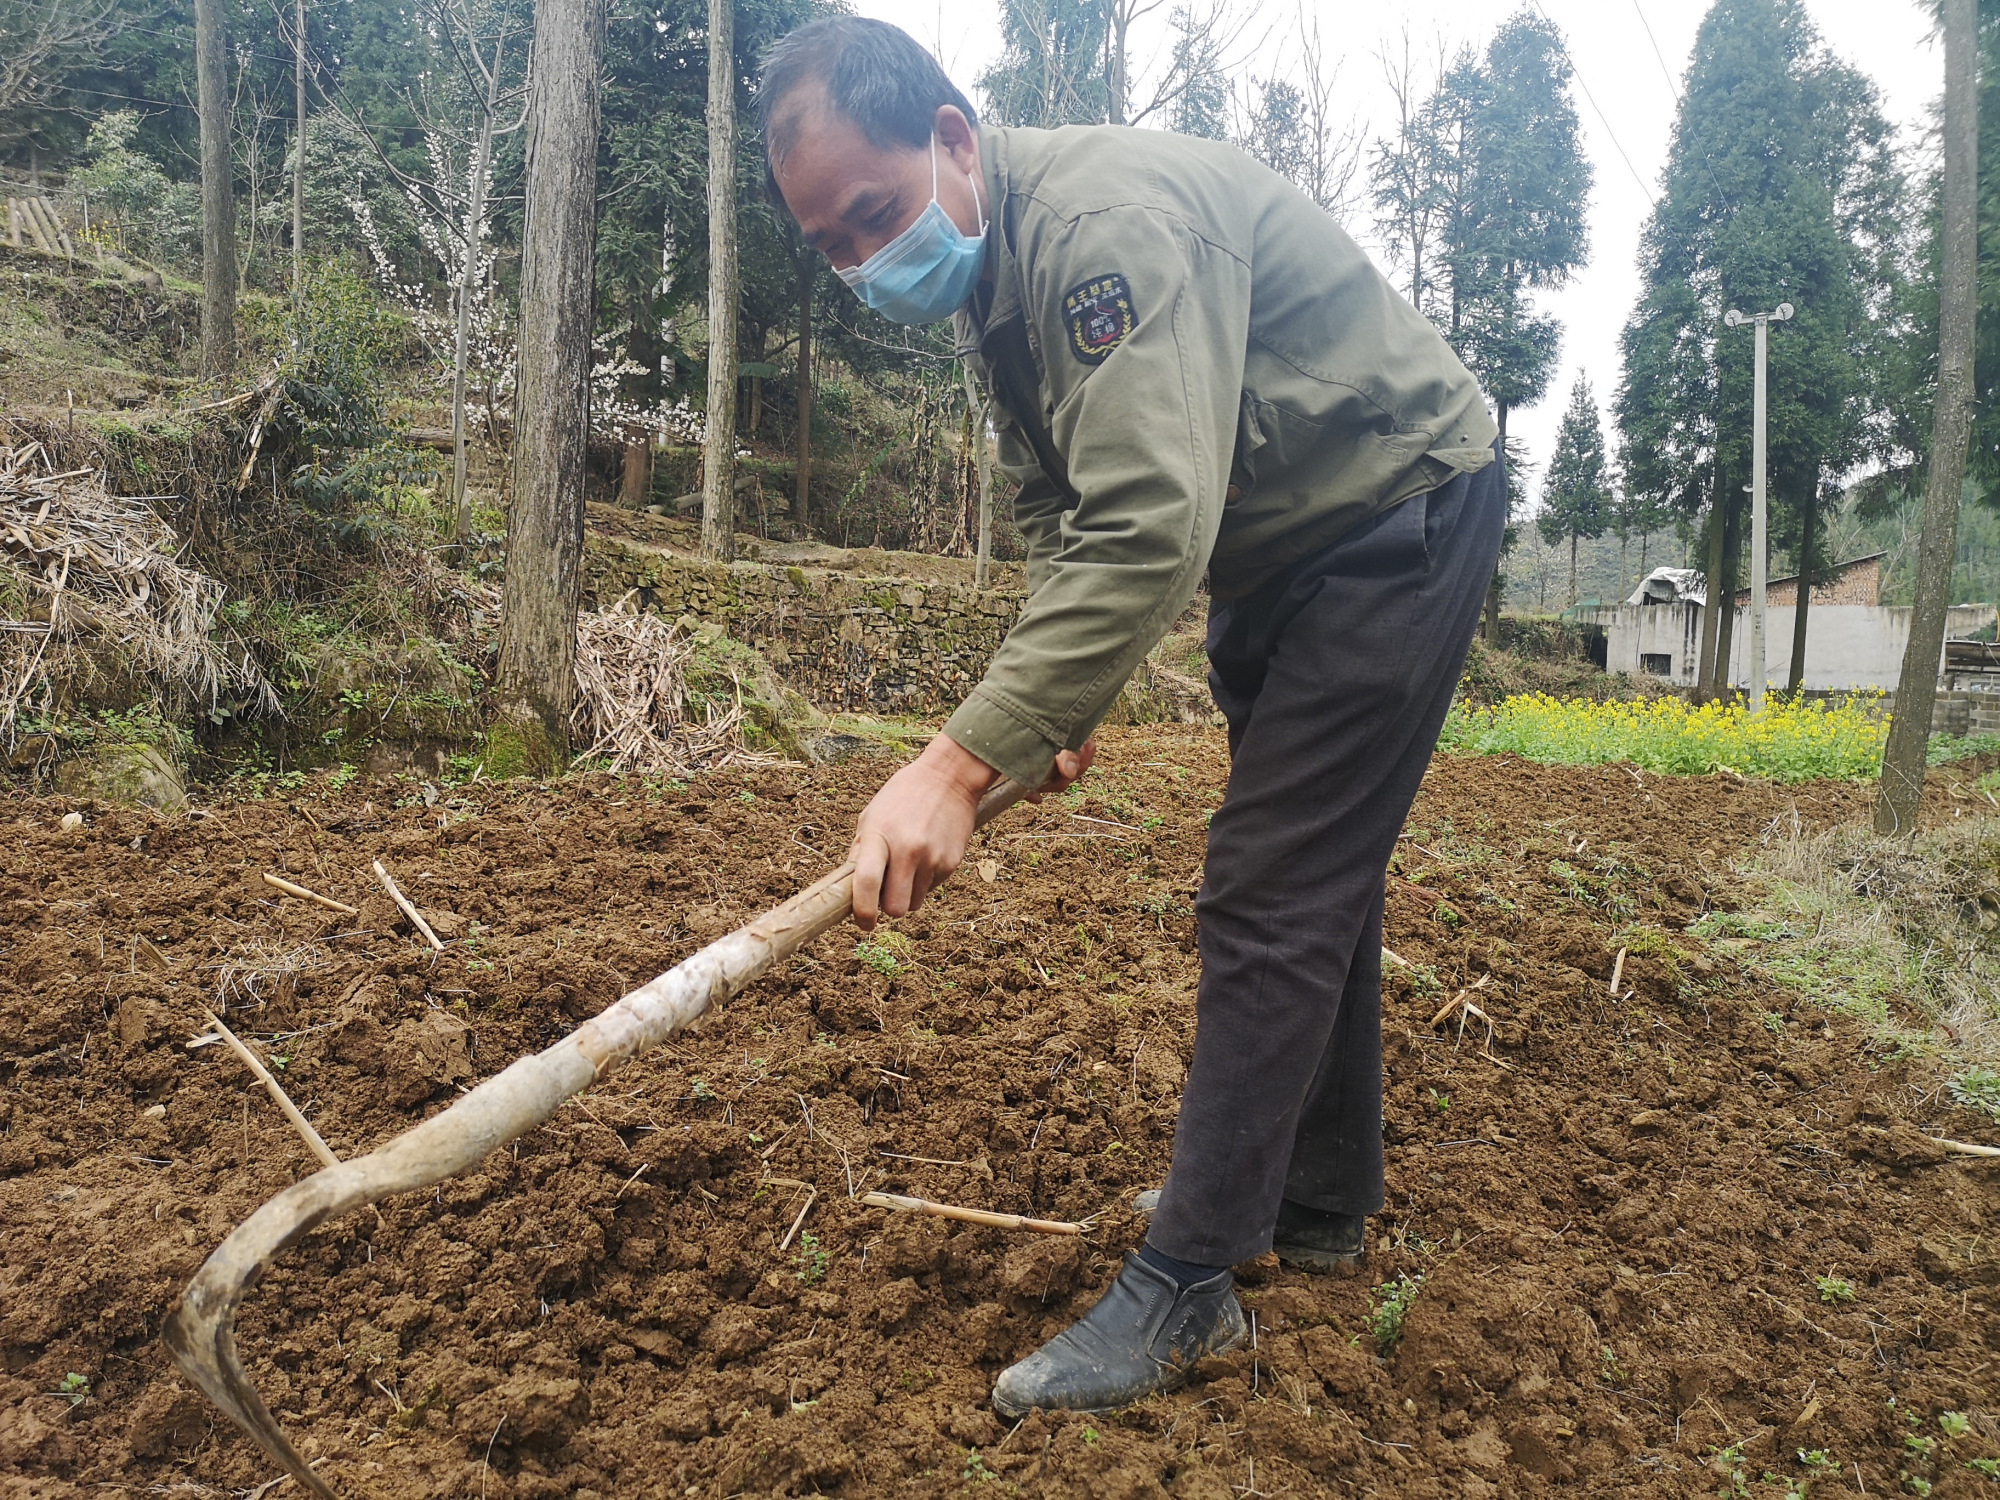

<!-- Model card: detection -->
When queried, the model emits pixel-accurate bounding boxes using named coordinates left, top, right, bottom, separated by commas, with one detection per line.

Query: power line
left=50, top=84, right=197, bottom=114
left=1527, top=0, right=1657, bottom=208
left=1630, top=0, right=1683, bottom=104
left=1626, top=0, right=1734, bottom=216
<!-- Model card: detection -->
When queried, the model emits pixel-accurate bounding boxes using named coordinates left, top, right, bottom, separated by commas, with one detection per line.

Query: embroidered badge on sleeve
left=1062, top=274, right=1137, bottom=365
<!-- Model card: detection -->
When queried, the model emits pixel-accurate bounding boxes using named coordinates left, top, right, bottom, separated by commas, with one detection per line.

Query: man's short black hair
left=759, top=17, right=978, bottom=170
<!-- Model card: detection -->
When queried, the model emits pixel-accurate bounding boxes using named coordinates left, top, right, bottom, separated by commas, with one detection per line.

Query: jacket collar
left=955, top=124, right=1024, bottom=359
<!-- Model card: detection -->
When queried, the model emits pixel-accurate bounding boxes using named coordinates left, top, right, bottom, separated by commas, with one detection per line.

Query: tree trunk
left=1107, top=2, right=1129, bottom=126
left=1788, top=486, right=1817, bottom=695
left=453, top=41, right=504, bottom=547
left=291, top=0, right=306, bottom=306
left=793, top=245, right=812, bottom=527
left=1713, top=491, right=1743, bottom=699
left=619, top=438, right=652, bottom=506
left=700, top=0, right=739, bottom=562
left=495, top=0, right=604, bottom=772
left=1567, top=532, right=1578, bottom=608
left=963, top=367, right=993, bottom=590
left=1696, top=489, right=1725, bottom=696
left=1878, top=0, right=1978, bottom=834
left=195, top=0, right=237, bottom=378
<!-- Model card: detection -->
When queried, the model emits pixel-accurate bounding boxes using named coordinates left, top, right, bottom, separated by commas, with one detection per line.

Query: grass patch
left=1722, top=817, right=2000, bottom=1068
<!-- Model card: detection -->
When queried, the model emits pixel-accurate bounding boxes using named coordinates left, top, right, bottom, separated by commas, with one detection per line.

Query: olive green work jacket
left=942, top=123, right=1498, bottom=791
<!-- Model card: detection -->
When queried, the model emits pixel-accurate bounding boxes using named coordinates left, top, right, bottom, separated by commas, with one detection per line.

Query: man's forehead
left=777, top=105, right=921, bottom=223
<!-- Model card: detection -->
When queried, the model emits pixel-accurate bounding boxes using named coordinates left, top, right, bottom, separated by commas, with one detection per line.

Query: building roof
left=1626, top=552, right=1890, bottom=609
left=1626, top=567, right=1705, bottom=607
left=1732, top=551, right=1886, bottom=606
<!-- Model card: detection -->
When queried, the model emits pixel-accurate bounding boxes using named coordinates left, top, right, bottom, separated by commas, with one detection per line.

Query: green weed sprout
left=962, top=1449, right=998, bottom=1482
left=1713, top=1440, right=1750, bottom=1498
left=794, top=1230, right=829, bottom=1285
left=1370, top=1273, right=1423, bottom=1351
left=1815, top=1275, right=1856, bottom=1304
left=857, top=940, right=900, bottom=976
left=53, top=1373, right=89, bottom=1407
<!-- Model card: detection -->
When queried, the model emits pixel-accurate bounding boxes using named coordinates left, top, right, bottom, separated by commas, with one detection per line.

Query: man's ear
left=934, top=104, right=978, bottom=174
left=763, top=159, right=793, bottom=214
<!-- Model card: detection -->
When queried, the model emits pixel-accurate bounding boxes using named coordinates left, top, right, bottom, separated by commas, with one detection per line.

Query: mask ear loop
left=933, top=132, right=986, bottom=237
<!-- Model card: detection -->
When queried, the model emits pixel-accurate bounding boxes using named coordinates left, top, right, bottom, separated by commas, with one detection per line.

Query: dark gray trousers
left=1148, top=450, right=1506, bottom=1266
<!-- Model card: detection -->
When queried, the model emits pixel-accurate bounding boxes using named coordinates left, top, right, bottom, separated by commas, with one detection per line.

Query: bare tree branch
left=0, top=0, right=126, bottom=146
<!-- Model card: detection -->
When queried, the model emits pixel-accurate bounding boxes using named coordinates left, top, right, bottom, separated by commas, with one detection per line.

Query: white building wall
left=1580, top=602, right=1992, bottom=691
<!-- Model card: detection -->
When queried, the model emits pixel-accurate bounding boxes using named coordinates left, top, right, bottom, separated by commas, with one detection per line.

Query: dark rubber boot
left=990, top=1252, right=1245, bottom=1417
left=1271, top=1199, right=1366, bottom=1269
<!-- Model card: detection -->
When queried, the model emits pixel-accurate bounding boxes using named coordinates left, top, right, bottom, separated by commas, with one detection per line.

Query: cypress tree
left=1539, top=375, right=1612, bottom=606
left=1617, top=0, right=1903, bottom=697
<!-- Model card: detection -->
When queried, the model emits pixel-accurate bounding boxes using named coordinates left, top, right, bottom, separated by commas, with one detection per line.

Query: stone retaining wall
left=585, top=536, right=1026, bottom=716
left=1930, top=690, right=2000, bottom=739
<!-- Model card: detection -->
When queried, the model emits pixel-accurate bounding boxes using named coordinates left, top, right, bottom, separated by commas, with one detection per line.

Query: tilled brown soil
left=2, top=726, right=1997, bottom=1499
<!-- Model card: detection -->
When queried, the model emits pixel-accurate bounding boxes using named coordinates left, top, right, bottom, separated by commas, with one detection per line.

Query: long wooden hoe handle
left=164, top=778, right=1034, bottom=1498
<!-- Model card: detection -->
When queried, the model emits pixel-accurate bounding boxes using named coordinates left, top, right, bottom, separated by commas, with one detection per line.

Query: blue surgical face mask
left=837, top=137, right=987, bottom=324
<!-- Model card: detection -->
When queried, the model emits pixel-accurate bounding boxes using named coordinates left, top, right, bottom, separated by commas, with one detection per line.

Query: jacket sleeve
left=944, top=204, right=1250, bottom=789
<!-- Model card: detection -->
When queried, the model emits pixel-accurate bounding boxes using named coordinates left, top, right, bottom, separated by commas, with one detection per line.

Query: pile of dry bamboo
left=569, top=598, right=780, bottom=775
left=0, top=441, right=277, bottom=745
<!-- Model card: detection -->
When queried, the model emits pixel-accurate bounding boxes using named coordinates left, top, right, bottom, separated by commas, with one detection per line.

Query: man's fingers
left=880, top=848, right=917, bottom=919
left=851, top=831, right=888, bottom=931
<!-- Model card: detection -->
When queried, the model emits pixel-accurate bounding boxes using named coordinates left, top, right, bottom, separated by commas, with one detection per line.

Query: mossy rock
left=482, top=710, right=563, bottom=778
left=678, top=619, right=819, bottom=761
left=54, top=744, right=187, bottom=811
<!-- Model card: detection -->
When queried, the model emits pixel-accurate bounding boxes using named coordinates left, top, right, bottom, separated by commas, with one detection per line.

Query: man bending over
left=758, top=16, right=1504, bottom=1418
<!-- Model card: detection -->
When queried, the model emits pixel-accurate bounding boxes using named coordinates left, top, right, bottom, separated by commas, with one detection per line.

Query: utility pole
left=1722, top=301, right=1793, bottom=711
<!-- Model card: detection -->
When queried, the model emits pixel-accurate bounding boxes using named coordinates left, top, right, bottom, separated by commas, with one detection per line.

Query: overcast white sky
left=850, top=0, right=1943, bottom=508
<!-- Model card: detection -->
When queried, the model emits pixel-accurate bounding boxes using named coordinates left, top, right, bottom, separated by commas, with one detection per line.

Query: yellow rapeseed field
left=1438, top=692, right=1889, bottom=782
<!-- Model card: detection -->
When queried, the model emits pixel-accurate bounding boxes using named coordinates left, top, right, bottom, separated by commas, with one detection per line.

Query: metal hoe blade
left=164, top=779, right=1031, bottom=1495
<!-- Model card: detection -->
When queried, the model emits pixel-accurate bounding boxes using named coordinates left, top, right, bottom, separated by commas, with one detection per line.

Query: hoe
left=164, top=779, right=1031, bottom=1498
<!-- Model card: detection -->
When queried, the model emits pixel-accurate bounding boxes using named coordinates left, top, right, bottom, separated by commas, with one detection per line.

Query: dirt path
left=2, top=727, right=1995, bottom=1498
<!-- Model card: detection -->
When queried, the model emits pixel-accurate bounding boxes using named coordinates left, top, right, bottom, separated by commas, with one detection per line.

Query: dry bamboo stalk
left=372, top=860, right=444, bottom=950
left=860, top=1190, right=1084, bottom=1236
left=777, top=1186, right=817, bottom=1251
left=1428, top=991, right=1467, bottom=1030
left=1609, top=947, right=1627, bottom=996
left=262, top=871, right=358, bottom=915
left=1428, top=973, right=1491, bottom=1030
left=201, top=1009, right=340, bottom=1170
left=1925, top=1135, right=2000, bottom=1159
